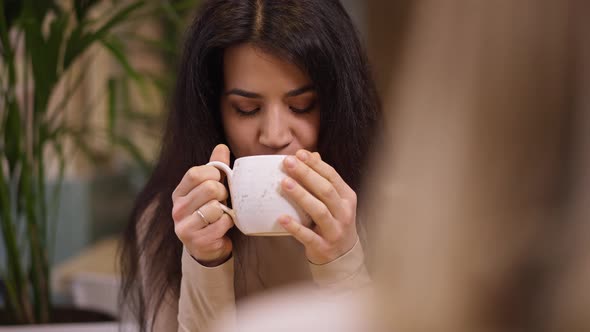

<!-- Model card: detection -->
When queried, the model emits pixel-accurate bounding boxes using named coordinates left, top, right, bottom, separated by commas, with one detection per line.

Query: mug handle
left=217, top=202, right=236, bottom=222
left=206, top=161, right=237, bottom=223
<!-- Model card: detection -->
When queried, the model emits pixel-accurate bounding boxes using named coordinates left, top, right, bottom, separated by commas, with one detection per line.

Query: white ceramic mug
left=207, top=155, right=312, bottom=236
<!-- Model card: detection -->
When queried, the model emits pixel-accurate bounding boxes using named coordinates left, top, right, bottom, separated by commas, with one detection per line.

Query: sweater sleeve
left=177, top=247, right=237, bottom=332
left=307, top=238, right=372, bottom=292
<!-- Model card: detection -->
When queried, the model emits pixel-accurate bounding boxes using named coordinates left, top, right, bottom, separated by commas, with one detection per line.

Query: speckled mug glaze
left=207, top=155, right=312, bottom=236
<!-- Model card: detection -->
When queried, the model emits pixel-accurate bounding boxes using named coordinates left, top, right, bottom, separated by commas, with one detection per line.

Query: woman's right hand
left=172, top=144, right=234, bottom=267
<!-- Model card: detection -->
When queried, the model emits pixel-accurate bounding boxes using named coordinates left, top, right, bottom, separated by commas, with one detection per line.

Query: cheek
left=221, top=112, right=256, bottom=156
left=295, top=113, right=321, bottom=149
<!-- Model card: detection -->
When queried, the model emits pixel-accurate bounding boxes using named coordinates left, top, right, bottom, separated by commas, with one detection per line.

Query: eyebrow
left=224, top=84, right=314, bottom=99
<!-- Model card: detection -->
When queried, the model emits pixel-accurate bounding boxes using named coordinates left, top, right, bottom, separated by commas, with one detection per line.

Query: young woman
left=120, top=1, right=380, bottom=331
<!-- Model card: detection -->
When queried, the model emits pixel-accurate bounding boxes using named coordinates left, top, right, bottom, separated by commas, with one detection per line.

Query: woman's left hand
left=279, top=149, right=359, bottom=265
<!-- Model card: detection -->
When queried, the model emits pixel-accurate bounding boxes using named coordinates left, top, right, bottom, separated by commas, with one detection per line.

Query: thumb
left=209, top=144, right=231, bottom=166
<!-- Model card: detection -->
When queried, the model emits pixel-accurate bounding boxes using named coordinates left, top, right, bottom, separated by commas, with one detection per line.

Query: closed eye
left=234, top=106, right=260, bottom=116
left=290, top=101, right=317, bottom=114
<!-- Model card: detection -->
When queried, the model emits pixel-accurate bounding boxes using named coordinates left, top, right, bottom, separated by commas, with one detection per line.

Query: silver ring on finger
left=196, top=209, right=211, bottom=226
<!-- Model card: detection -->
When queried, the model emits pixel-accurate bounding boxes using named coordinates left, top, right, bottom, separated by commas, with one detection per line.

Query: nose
left=258, top=105, right=292, bottom=150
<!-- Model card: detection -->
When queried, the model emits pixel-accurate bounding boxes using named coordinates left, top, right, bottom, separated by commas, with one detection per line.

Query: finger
left=174, top=212, right=204, bottom=243
left=296, top=150, right=355, bottom=200
left=209, top=144, right=231, bottom=185
left=279, top=215, right=322, bottom=247
left=178, top=209, right=208, bottom=230
left=177, top=214, right=233, bottom=255
left=281, top=176, right=338, bottom=235
left=209, top=144, right=231, bottom=165
left=283, top=155, right=342, bottom=218
left=173, top=165, right=222, bottom=200
left=172, top=180, right=228, bottom=222
left=184, top=200, right=225, bottom=228
left=198, top=200, right=226, bottom=224
left=199, top=213, right=234, bottom=240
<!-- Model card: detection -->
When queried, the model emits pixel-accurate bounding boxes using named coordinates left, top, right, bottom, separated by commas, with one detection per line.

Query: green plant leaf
left=22, top=1, right=52, bottom=113
left=36, top=130, right=48, bottom=251
left=73, top=0, right=100, bottom=23
left=63, top=1, right=145, bottom=70
left=107, top=78, right=117, bottom=137
left=20, top=156, right=50, bottom=323
left=169, top=0, right=201, bottom=12
left=46, top=66, right=88, bottom=126
left=1, top=0, right=23, bottom=32
left=100, top=36, right=141, bottom=81
left=0, top=0, right=17, bottom=84
left=2, top=272, right=20, bottom=322
left=140, top=71, right=174, bottom=95
left=159, top=1, right=183, bottom=26
left=47, top=140, right=65, bottom=265
left=93, top=1, right=145, bottom=37
left=46, top=13, right=68, bottom=80
left=25, top=0, right=58, bottom=23
left=66, top=130, right=104, bottom=164
left=62, top=23, right=85, bottom=71
left=0, top=154, right=30, bottom=323
left=4, top=98, right=21, bottom=173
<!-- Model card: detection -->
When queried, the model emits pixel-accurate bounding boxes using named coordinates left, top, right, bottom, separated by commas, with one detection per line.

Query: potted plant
left=0, top=0, right=197, bottom=328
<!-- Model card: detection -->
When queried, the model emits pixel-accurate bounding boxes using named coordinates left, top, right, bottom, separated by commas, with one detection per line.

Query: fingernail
left=284, top=156, right=297, bottom=168
left=283, top=177, right=296, bottom=190
left=279, top=216, right=290, bottom=225
left=296, top=150, right=309, bottom=161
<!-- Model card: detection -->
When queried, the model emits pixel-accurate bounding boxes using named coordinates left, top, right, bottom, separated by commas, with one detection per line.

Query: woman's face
left=221, top=43, right=320, bottom=158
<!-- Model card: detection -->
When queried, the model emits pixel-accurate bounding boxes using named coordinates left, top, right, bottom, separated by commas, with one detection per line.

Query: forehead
left=223, top=43, right=311, bottom=90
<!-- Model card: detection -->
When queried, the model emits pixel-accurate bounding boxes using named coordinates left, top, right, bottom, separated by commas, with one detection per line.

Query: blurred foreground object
left=367, top=0, right=590, bottom=331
